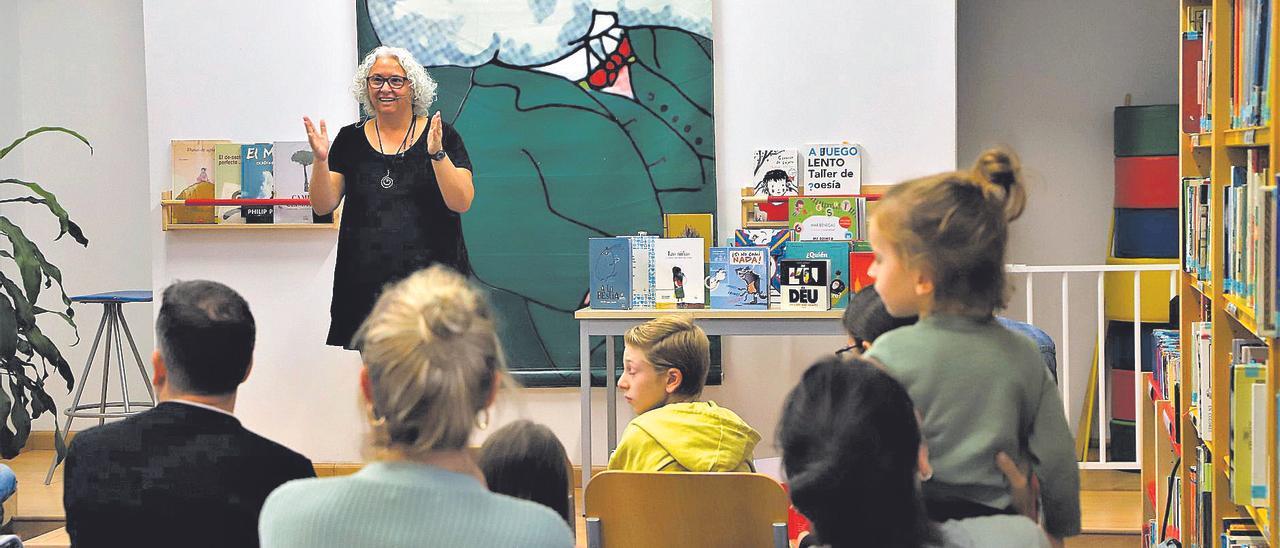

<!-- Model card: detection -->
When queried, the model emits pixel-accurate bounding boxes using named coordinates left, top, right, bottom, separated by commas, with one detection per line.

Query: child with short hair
left=608, top=316, right=760, bottom=472
left=864, top=149, right=1080, bottom=543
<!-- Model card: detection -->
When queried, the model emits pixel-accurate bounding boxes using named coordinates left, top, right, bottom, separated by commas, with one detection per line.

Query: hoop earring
left=367, top=405, right=386, bottom=427
left=476, top=409, right=490, bottom=431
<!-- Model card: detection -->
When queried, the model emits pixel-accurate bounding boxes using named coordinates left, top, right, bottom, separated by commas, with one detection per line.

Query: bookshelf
left=159, top=191, right=341, bottom=231
left=1159, top=0, right=1279, bottom=545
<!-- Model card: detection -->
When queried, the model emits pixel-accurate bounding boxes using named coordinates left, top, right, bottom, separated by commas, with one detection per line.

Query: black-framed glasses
left=367, top=75, right=409, bottom=89
left=836, top=344, right=858, bottom=356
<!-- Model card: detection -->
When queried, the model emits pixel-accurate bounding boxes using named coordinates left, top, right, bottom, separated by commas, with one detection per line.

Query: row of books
left=170, top=139, right=331, bottom=225
left=588, top=231, right=874, bottom=312
left=744, top=195, right=870, bottom=241
left=1232, top=0, right=1272, bottom=129
left=748, top=146, right=863, bottom=198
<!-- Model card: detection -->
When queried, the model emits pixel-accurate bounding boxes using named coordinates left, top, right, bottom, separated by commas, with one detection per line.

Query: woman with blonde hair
left=259, top=265, right=573, bottom=548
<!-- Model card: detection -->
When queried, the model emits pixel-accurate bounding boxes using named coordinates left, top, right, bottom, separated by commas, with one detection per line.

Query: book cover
left=849, top=251, right=874, bottom=293
left=664, top=213, right=714, bottom=261
left=779, top=258, right=830, bottom=311
left=212, top=143, right=244, bottom=224
left=1250, top=382, right=1268, bottom=506
left=588, top=237, right=631, bottom=309
left=654, top=238, right=705, bottom=308
left=789, top=196, right=859, bottom=241
left=748, top=149, right=800, bottom=197
left=625, top=234, right=657, bottom=309
left=240, top=143, right=274, bottom=224
left=784, top=241, right=850, bottom=308
left=803, top=143, right=862, bottom=195
left=733, top=228, right=794, bottom=304
left=707, top=246, right=769, bottom=310
left=170, top=140, right=227, bottom=224
left=272, top=141, right=315, bottom=224
left=1230, top=362, right=1265, bottom=505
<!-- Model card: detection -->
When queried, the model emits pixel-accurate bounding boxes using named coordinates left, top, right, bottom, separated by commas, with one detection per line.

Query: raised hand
left=303, top=116, right=330, bottom=163
left=426, top=112, right=443, bottom=155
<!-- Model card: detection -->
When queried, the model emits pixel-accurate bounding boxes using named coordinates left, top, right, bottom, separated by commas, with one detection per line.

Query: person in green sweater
left=863, top=148, right=1080, bottom=546
left=608, top=315, right=761, bottom=472
left=258, top=265, right=573, bottom=548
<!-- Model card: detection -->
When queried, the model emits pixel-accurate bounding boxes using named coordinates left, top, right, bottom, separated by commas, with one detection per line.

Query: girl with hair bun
left=259, top=265, right=572, bottom=548
left=863, top=149, right=1080, bottom=546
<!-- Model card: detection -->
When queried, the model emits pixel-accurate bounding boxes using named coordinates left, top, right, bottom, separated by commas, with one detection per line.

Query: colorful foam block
left=1111, top=369, right=1137, bottom=422
left=1112, top=208, right=1178, bottom=259
left=1103, top=256, right=1177, bottom=322
left=1114, top=104, right=1178, bottom=157
left=1114, top=156, right=1179, bottom=208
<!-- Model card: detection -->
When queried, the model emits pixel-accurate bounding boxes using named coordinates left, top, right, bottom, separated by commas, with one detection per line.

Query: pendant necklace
left=374, top=114, right=416, bottom=189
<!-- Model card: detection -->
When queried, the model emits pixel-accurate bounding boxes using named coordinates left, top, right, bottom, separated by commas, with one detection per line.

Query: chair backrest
left=584, top=471, right=789, bottom=548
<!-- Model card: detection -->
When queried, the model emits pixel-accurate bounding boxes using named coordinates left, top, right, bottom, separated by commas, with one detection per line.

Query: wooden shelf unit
left=1156, top=1, right=1280, bottom=545
left=160, top=191, right=340, bottom=231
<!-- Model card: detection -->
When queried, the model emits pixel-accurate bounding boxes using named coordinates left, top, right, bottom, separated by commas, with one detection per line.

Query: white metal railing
left=1006, top=263, right=1180, bottom=471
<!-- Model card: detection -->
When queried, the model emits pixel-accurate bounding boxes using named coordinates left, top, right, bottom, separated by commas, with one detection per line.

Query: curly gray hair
left=352, top=46, right=437, bottom=118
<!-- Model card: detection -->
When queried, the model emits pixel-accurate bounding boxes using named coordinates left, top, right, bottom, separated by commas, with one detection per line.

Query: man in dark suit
left=63, top=280, right=315, bottom=548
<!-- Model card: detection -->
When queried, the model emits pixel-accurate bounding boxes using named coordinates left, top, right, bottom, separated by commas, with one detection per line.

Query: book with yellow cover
left=664, top=213, right=713, bottom=260
left=170, top=139, right=229, bottom=224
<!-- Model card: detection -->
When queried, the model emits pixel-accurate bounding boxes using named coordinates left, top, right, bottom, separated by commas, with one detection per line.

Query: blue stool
left=45, top=291, right=156, bottom=484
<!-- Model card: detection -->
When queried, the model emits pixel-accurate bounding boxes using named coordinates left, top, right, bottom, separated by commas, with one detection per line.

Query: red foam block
left=1114, top=156, right=1178, bottom=209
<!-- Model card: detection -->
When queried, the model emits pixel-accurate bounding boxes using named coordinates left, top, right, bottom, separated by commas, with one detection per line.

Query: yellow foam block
left=1103, top=256, right=1177, bottom=322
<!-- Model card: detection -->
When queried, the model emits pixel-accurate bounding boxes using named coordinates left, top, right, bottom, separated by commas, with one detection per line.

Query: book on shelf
left=240, top=143, right=274, bottom=224
left=748, top=149, right=800, bottom=197
left=1250, top=382, right=1268, bottom=507
left=707, top=246, right=769, bottom=310
left=663, top=213, right=714, bottom=261
left=654, top=238, right=705, bottom=309
left=625, top=234, right=658, bottom=309
left=1230, top=0, right=1271, bottom=129
left=170, top=140, right=228, bottom=224
left=1183, top=177, right=1211, bottom=281
left=784, top=241, right=850, bottom=309
left=1183, top=13, right=1206, bottom=133
left=779, top=258, right=830, bottom=311
left=1191, top=322, right=1213, bottom=440
left=1187, top=5, right=1214, bottom=132
left=588, top=237, right=632, bottom=310
left=272, top=141, right=323, bottom=224
left=212, top=143, right=244, bottom=224
left=733, top=228, right=794, bottom=305
left=1228, top=356, right=1265, bottom=506
left=788, top=196, right=860, bottom=241
left=1224, top=150, right=1271, bottom=317
left=802, top=143, right=861, bottom=196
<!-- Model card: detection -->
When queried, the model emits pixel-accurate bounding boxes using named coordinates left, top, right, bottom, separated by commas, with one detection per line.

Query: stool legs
left=44, top=303, right=156, bottom=485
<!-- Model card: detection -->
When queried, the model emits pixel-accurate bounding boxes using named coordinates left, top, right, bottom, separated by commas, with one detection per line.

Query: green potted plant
left=0, top=127, right=92, bottom=460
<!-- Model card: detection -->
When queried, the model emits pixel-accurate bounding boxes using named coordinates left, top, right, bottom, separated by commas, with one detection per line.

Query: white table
left=574, top=308, right=846, bottom=488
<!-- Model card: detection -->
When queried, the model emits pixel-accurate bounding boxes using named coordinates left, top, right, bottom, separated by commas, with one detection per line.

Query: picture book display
left=803, top=143, right=862, bottom=196
left=707, top=246, right=769, bottom=310
left=588, top=237, right=631, bottom=309
left=733, top=228, right=794, bottom=304
left=664, top=213, right=714, bottom=260
left=654, top=238, right=705, bottom=309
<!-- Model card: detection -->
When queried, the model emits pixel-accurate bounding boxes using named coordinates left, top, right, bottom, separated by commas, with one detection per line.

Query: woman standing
left=303, top=46, right=475, bottom=349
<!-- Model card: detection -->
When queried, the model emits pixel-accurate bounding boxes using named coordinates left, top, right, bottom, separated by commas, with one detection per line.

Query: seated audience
left=778, top=355, right=1049, bottom=548
left=608, top=315, right=760, bottom=472
left=478, top=420, right=574, bottom=524
left=63, top=280, right=315, bottom=548
left=259, top=265, right=573, bottom=548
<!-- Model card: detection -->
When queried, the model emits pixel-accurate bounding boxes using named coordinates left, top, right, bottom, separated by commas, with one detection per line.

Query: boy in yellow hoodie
left=608, top=316, right=761, bottom=472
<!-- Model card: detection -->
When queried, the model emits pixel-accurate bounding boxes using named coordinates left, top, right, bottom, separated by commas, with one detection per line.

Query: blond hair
left=871, top=148, right=1026, bottom=318
left=623, top=316, right=710, bottom=398
left=356, top=265, right=505, bottom=457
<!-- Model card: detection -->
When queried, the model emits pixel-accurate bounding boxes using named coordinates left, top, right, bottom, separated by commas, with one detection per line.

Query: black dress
left=325, top=119, right=473, bottom=348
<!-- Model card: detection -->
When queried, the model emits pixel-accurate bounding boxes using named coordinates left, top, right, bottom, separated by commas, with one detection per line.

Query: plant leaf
left=0, top=379, right=16, bottom=459
left=0, top=297, right=15, bottom=362
left=33, top=307, right=80, bottom=345
left=0, top=271, right=35, bottom=330
left=0, top=217, right=75, bottom=313
left=24, top=325, right=73, bottom=391
left=0, top=127, right=92, bottom=161
left=9, top=380, right=31, bottom=456
left=0, top=179, right=89, bottom=246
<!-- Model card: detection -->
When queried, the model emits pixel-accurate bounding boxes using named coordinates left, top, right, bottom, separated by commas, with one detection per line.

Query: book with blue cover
left=707, top=246, right=768, bottom=310
left=625, top=234, right=658, bottom=309
left=784, top=241, right=850, bottom=308
left=733, top=228, right=794, bottom=304
left=240, top=143, right=274, bottom=224
left=588, top=237, right=631, bottom=309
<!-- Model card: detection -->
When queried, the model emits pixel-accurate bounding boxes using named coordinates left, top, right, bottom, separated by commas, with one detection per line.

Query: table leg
left=580, top=321, right=592, bottom=494
left=606, top=336, right=617, bottom=453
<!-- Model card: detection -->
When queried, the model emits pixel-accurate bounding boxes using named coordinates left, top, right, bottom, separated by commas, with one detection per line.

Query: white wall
left=4, top=0, right=154, bottom=435
left=957, top=0, right=1178, bottom=433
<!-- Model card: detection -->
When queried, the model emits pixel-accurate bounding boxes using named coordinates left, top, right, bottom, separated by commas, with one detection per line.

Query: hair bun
left=971, top=147, right=1026, bottom=221
left=421, top=293, right=474, bottom=338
